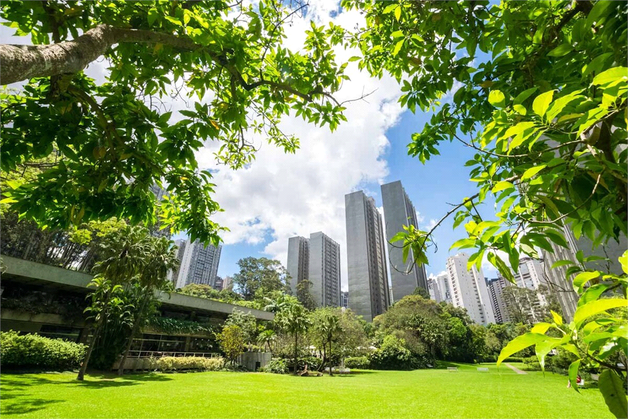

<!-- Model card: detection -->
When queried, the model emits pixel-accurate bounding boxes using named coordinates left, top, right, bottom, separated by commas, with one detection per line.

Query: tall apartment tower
left=381, top=181, right=428, bottom=303
left=446, top=253, right=495, bottom=325
left=515, top=258, right=546, bottom=289
left=287, top=236, right=310, bottom=294
left=287, top=233, right=341, bottom=307
left=487, top=277, right=510, bottom=324
left=428, top=272, right=452, bottom=304
left=345, top=190, right=390, bottom=322
left=175, top=240, right=222, bottom=289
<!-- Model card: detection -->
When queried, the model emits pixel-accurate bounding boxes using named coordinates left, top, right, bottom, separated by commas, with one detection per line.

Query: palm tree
left=276, top=303, right=311, bottom=375
left=77, top=225, right=149, bottom=381
left=117, top=236, right=179, bottom=375
left=257, top=329, right=276, bottom=353
left=312, top=308, right=341, bottom=375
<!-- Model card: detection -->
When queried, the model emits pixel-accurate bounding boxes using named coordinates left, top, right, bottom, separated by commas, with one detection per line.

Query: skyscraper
left=174, top=239, right=222, bottom=289
left=345, top=190, right=390, bottom=322
left=446, top=253, right=495, bottom=325
left=487, top=277, right=510, bottom=324
left=515, top=258, right=546, bottom=290
left=381, top=181, right=428, bottom=302
left=309, top=232, right=341, bottom=307
left=287, top=236, right=309, bottom=295
left=287, top=232, right=341, bottom=307
left=428, top=272, right=452, bottom=304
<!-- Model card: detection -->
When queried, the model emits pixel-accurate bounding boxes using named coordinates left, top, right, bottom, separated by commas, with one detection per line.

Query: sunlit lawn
left=1, top=363, right=611, bottom=419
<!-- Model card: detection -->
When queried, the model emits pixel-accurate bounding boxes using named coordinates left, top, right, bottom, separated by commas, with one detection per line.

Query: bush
left=345, top=356, right=370, bottom=369
left=369, top=335, right=421, bottom=370
left=1, top=330, right=86, bottom=370
left=150, top=356, right=225, bottom=372
left=261, top=358, right=288, bottom=374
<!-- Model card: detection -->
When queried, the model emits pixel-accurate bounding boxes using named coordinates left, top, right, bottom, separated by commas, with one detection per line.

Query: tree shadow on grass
left=2, top=397, right=64, bottom=416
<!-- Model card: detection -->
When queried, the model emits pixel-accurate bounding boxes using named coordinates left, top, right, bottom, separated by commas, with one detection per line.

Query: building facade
left=487, top=277, right=510, bottom=324
left=345, top=191, right=390, bottom=322
left=341, top=291, right=349, bottom=309
left=174, top=240, right=222, bottom=289
left=446, top=253, right=495, bottom=325
left=149, top=184, right=171, bottom=239
left=287, top=236, right=310, bottom=295
left=308, top=232, right=341, bottom=307
left=381, top=181, right=428, bottom=303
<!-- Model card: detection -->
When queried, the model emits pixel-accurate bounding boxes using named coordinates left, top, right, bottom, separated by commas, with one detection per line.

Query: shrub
left=369, top=335, right=421, bottom=370
left=261, top=358, right=288, bottom=374
left=0, top=330, right=86, bottom=370
left=345, top=356, right=370, bottom=369
left=151, top=356, right=225, bottom=372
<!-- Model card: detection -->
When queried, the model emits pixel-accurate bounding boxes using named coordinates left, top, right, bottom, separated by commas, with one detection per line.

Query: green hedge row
left=1, top=330, right=86, bottom=370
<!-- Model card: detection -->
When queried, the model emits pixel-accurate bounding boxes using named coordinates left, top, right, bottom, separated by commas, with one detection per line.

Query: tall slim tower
left=287, top=236, right=309, bottom=295
left=345, top=190, right=390, bottom=322
left=309, top=232, right=341, bottom=307
left=446, top=253, right=495, bottom=325
left=381, top=181, right=428, bottom=303
left=175, top=240, right=222, bottom=289
left=487, top=276, right=510, bottom=324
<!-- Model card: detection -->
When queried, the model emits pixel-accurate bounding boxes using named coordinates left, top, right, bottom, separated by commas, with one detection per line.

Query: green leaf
left=450, top=238, right=476, bottom=250
left=147, top=8, right=159, bottom=26
left=568, top=360, right=580, bottom=393
left=393, top=39, right=405, bottom=56
left=513, top=104, right=527, bottom=115
left=599, top=370, right=628, bottom=419
left=487, top=252, right=515, bottom=284
left=592, top=67, right=628, bottom=87
left=497, top=333, right=548, bottom=366
left=514, top=87, right=538, bottom=105
left=547, top=43, right=572, bottom=57
left=532, top=90, right=554, bottom=117
left=492, top=181, right=515, bottom=193
left=531, top=322, right=551, bottom=334
left=620, top=250, right=628, bottom=274
left=551, top=259, right=574, bottom=269
left=573, top=271, right=601, bottom=292
left=579, top=283, right=611, bottom=307
left=489, top=90, right=506, bottom=108
left=394, top=5, right=401, bottom=21
left=551, top=310, right=563, bottom=326
left=521, top=165, right=546, bottom=181
left=574, top=298, right=628, bottom=327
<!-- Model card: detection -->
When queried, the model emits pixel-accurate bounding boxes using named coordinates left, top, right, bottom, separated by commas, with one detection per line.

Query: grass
left=1, top=363, right=612, bottom=419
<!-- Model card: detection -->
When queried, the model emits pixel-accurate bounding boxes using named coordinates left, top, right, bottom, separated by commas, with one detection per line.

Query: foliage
left=335, top=308, right=370, bottom=359
left=296, top=279, right=317, bottom=311
left=309, top=307, right=341, bottom=374
left=0, top=0, right=347, bottom=245
left=344, top=356, right=370, bottom=369
left=178, top=283, right=243, bottom=304
left=224, top=309, right=258, bottom=346
left=150, top=356, right=224, bottom=373
left=217, top=325, right=246, bottom=365
left=412, top=287, right=430, bottom=299
left=232, top=257, right=290, bottom=300
left=149, top=317, right=214, bottom=336
left=275, top=301, right=311, bottom=373
left=260, top=358, right=288, bottom=374
left=0, top=284, right=86, bottom=321
left=369, top=335, right=420, bottom=370
left=0, top=331, right=86, bottom=370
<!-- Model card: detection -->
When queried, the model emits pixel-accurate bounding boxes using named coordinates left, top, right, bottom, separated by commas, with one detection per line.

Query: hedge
left=345, top=356, right=370, bottom=369
left=1, top=330, right=86, bottom=370
left=150, top=356, right=225, bottom=372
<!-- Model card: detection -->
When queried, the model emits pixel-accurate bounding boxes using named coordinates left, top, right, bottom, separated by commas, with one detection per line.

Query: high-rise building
left=287, top=236, right=310, bottom=295
left=427, top=275, right=440, bottom=301
left=174, top=239, right=222, bottom=289
left=446, top=253, right=495, bottom=325
left=515, top=258, right=546, bottom=290
left=222, top=276, right=233, bottom=291
left=214, top=276, right=224, bottom=291
left=287, top=232, right=341, bottom=307
left=309, top=232, right=341, bottom=307
left=487, top=277, right=510, bottom=324
left=381, top=181, right=428, bottom=303
left=168, top=239, right=187, bottom=284
left=428, top=272, right=452, bottom=304
left=341, top=291, right=349, bottom=309
left=345, top=190, right=390, bottom=322
left=149, top=184, right=171, bottom=239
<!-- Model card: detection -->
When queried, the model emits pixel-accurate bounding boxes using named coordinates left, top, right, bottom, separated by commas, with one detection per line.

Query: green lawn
left=1, top=363, right=611, bottom=419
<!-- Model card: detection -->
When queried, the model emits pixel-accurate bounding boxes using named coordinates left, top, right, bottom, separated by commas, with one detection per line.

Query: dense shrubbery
left=345, top=356, right=370, bottom=369
left=150, top=356, right=225, bottom=372
left=369, top=335, right=422, bottom=370
left=261, top=358, right=288, bottom=374
left=1, top=331, right=86, bottom=370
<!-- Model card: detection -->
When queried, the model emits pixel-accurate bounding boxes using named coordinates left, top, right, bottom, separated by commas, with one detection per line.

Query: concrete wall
left=236, top=352, right=272, bottom=371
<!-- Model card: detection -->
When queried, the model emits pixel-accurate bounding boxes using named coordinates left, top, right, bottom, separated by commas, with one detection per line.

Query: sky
left=0, top=1, right=500, bottom=288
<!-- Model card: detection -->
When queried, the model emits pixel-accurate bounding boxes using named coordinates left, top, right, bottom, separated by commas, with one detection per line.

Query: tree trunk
left=77, top=314, right=105, bottom=381
left=117, top=291, right=150, bottom=376
left=328, top=339, right=333, bottom=376
left=293, top=332, right=298, bottom=375
left=0, top=24, right=200, bottom=85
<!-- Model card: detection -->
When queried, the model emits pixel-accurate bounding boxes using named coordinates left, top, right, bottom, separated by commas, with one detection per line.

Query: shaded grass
left=1, top=363, right=611, bottom=418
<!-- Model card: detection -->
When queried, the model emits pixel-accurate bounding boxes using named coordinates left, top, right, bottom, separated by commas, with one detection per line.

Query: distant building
left=515, top=258, right=546, bottom=290
left=428, top=273, right=452, bottom=304
left=345, top=190, right=390, bottom=322
left=341, top=291, right=349, bottom=309
left=446, top=253, right=495, bottom=325
left=174, top=239, right=222, bottom=289
left=222, top=276, right=233, bottom=291
left=487, top=277, right=510, bottom=324
left=287, top=236, right=310, bottom=295
left=381, top=181, right=428, bottom=303
left=214, top=276, right=224, bottom=291
left=149, top=184, right=171, bottom=239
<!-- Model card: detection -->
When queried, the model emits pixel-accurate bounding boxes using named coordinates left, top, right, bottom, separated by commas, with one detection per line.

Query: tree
left=335, top=308, right=369, bottom=360
left=412, top=287, right=430, bottom=300
left=117, top=236, right=179, bottom=375
left=310, top=307, right=341, bottom=375
left=232, top=257, right=290, bottom=301
left=0, top=0, right=347, bottom=245
left=349, top=2, right=627, bottom=414
left=224, top=309, right=258, bottom=347
left=217, top=324, right=245, bottom=366
left=275, top=302, right=311, bottom=374
left=78, top=225, right=149, bottom=380
left=296, top=279, right=317, bottom=311
left=257, top=328, right=276, bottom=353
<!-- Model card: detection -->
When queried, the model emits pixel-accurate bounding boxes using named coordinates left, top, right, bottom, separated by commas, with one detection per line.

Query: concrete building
left=175, top=240, right=222, bottom=289
left=308, top=232, right=341, bottom=307
left=487, top=277, right=510, bottom=324
left=341, top=291, right=349, bottom=309
left=287, top=236, right=310, bottom=295
left=446, top=253, right=495, bottom=325
left=381, top=181, right=428, bottom=302
left=515, top=258, right=546, bottom=290
left=430, top=272, right=452, bottom=304
left=427, top=275, right=440, bottom=302
left=345, top=191, right=390, bottom=322
left=222, top=276, right=233, bottom=291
